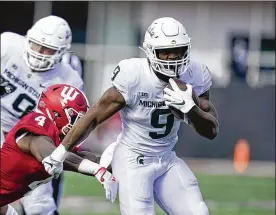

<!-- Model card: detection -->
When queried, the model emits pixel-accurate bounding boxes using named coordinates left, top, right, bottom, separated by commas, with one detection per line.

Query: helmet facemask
left=146, top=43, right=191, bottom=77
left=60, top=107, right=85, bottom=138
left=24, top=38, right=67, bottom=72
left=141, top=17, right=191, bottom=78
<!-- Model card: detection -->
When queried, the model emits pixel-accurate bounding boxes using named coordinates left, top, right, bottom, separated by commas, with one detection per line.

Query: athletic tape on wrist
left=78, top=159, right=100, bottom=175
left=51, top=144, right=68, bottom=162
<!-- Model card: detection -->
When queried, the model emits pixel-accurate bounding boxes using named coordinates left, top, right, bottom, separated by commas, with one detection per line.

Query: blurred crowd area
left=1, top=1, right=275, bottom=161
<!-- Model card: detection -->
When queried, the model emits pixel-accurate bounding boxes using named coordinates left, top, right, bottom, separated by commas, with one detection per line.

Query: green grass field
left=61, top=172, right=275, bottom=215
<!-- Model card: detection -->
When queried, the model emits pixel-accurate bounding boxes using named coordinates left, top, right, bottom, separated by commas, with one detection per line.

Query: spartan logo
left=0, top=75, right=17, bottom=98
left=60, top=86, right=79, bottom=106
left=136, top=155, right=144, bottom=165
left=148, top=26, right=155, bottom=37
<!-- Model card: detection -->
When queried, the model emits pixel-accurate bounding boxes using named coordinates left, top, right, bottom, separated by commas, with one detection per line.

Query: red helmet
left=37, top=84, right=89, bottom=138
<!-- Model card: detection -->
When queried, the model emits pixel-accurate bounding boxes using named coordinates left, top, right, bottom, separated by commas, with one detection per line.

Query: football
left=166, top=79, right=200, bottom=120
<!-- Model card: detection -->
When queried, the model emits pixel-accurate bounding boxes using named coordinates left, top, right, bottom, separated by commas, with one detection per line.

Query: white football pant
left=4, top=205, right=19, bottom=215
left=112, top=143, right=209, bottom=215
left=20, top=181, right=58, bottom=215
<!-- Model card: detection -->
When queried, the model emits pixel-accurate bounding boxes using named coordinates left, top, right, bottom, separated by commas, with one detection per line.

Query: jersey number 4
left=149, top=109, right=174, bottom=139
left=35, top=116, right=46, bottom=126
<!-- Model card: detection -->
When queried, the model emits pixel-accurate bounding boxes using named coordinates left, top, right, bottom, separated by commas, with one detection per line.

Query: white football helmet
left=24, top=15, right=72, bottom=72
left=142, top=17, right=191, bottom=77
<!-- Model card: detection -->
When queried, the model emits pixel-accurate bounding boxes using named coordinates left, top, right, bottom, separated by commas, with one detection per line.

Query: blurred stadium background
left=1, top=1, right=275, bottom=215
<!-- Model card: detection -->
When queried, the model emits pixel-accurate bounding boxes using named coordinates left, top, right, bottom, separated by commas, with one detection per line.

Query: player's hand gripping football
left=94, top=166, right=118, bottom=203
left=164, top=78, right=196, bottom=114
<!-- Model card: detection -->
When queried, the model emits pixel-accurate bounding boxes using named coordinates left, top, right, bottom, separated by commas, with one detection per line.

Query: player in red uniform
left=0, top=84, right=117, bottom=215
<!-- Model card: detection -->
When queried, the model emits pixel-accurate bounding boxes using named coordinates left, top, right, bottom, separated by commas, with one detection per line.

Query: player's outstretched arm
left=27, top=134, right=118, bottom=202
left=27, top=134, right=105, bottom=174
left=62, top=86, right=126, bottom=151
left=27, top=135, right=98, bottom=173
left=42, top=86, right=125, bottom=177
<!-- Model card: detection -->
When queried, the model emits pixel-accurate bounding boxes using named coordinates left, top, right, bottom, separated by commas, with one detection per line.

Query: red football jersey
left=0, top=112, right=60, bottom=206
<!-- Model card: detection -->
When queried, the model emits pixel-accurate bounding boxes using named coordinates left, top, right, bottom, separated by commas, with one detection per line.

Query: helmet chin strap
left=30, top=68, right=49, bottom=73
left=155, top=71, right=171, bottom=83
left=145, top=59, right=170, bottom=83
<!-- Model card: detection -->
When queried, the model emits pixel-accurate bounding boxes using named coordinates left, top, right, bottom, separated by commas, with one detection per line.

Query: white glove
left=94, top=167, right=118, bottom=203
left=100, top=142, right=119, bottom=168
left=164, top=79, right=196, bottom=114
left=78, top=159, right=118, bottom=203
left=42, top=144, right=68, bottom=178
left=42, top=155, right=63, bottom=179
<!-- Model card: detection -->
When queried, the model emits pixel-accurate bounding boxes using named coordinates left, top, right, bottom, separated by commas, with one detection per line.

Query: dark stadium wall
left=0, top=2, right=35, bottom=35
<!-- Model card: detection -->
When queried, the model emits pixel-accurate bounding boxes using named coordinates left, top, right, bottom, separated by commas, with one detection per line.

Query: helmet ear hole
left=53, top=111, right=61, bottom=118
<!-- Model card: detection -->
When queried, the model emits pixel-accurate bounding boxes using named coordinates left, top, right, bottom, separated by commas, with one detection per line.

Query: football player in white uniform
left=46, top=17, right=219, bottom=215
left=1, top=15, right=84, bottom=215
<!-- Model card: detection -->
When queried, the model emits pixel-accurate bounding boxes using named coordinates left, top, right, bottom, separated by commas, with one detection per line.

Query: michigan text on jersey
left=3, top=69, right=40, bottom=99
left=139, top=100, right=166, bottom=108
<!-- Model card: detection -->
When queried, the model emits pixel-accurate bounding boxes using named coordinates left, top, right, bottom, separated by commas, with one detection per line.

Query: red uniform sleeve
left=14, top=112, right=60, bottom=146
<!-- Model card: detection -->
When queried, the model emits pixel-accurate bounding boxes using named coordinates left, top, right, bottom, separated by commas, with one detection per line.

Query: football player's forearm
left=64, top=152, right=101, bottom=176
left=63, top=152, right=84, bottom=172
left=198, top=98, right=218, bottom=119
left=62, top=102, right=123, bottom=151
left=48, top=105, right=101, bottom=164
left=61, top=86, right=125, bottom=153
left=75, top=150, right=100, bottom=164
left=187, top=106, right=219, bottom=140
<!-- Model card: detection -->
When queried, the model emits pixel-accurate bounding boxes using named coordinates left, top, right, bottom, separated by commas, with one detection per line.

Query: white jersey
left=112, top=58, right=212, bottom=156
left=1, top=32, right=84, bottom=132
